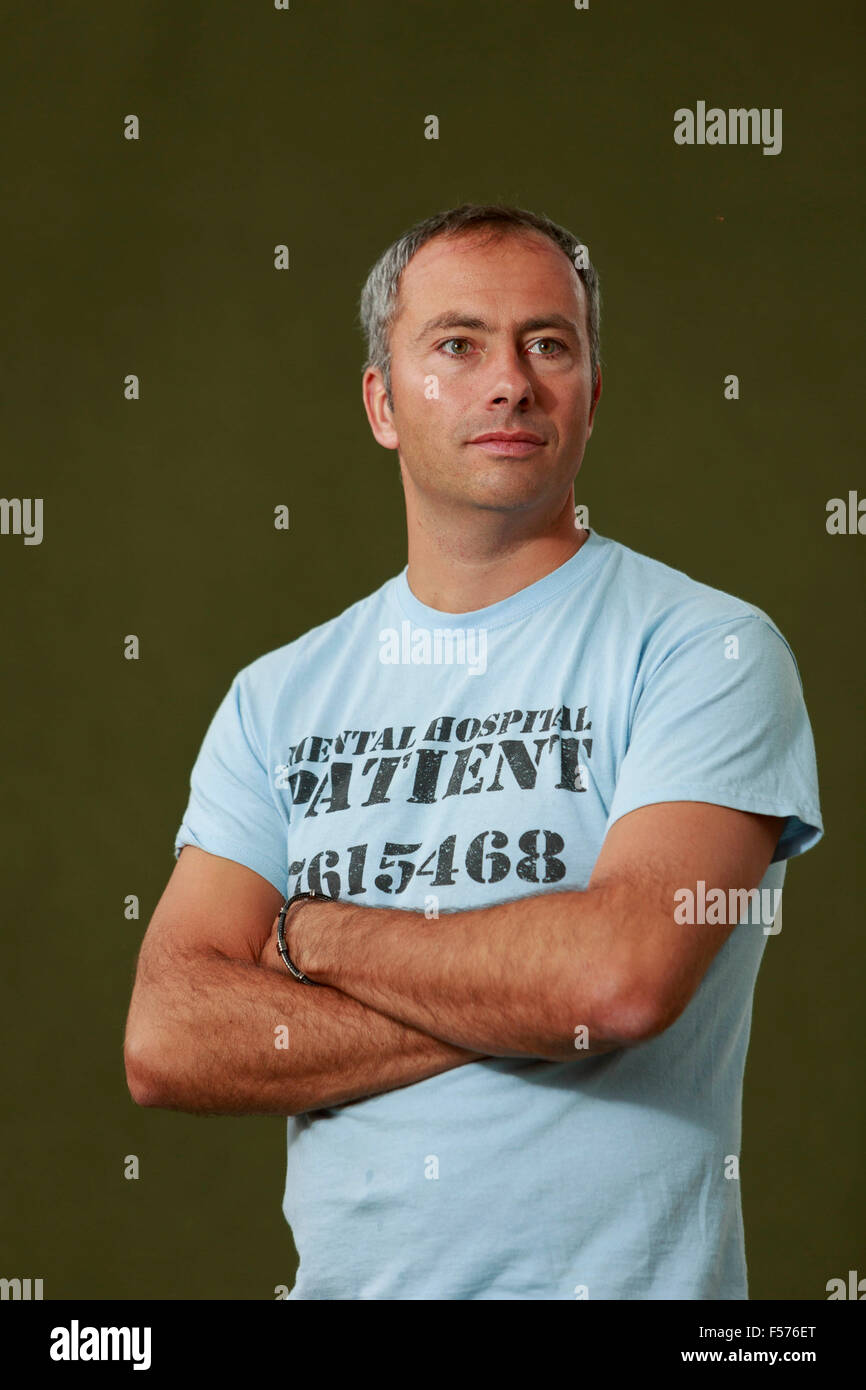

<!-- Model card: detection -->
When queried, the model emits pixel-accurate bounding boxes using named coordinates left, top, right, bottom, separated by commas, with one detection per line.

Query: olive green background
left=1, top=0, right=863, bottom=1300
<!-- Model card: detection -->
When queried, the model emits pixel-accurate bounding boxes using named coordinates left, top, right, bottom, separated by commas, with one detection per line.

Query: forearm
left=125, top=948, right=490, bottom=1117
left=290, top=888, right=633, bottom=1061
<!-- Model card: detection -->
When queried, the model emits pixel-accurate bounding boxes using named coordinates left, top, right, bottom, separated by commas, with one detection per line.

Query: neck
left=403, top=495, right=587, bottom=614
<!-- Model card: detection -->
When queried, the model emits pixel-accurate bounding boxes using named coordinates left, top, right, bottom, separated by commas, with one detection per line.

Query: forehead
left=394, top=228, right=586, bottom=331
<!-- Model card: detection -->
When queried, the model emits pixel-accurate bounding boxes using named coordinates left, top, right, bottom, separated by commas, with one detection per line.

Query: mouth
left=468, top=432, right=546, bottom=457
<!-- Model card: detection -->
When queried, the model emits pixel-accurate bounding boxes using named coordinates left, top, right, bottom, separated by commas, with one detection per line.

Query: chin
left=463, top=486, right=549, bottom=513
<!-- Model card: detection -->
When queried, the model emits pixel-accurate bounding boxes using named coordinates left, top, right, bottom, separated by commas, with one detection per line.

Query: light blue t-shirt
left=174, top=528, right=823, bottom=1300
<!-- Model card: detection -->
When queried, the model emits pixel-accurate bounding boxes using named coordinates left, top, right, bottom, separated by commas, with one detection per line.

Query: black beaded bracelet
left=276, top=889, right=327, bottom=984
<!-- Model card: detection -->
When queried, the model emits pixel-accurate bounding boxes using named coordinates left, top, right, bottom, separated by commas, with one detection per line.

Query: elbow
left=606, top=978, right=684, bottom=1046
left=124, top=1035, right=172, bottom=1108
left=557, top=978, right=678, bottom=1057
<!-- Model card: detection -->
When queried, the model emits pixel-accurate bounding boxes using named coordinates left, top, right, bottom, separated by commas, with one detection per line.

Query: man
left=124, top=203, right=823, bottom=1300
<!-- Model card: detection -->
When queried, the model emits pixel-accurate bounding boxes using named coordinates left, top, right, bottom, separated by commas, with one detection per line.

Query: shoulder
left=593, top=531, right=799, bottom=679
left=229, top=571, right=398, bottom=717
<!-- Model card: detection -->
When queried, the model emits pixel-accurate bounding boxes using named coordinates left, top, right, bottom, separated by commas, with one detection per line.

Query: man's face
left=363, top=228, right=601, bottom=518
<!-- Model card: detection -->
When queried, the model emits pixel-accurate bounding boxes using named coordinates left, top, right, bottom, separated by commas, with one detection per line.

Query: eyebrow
left=412, top=311, right=583, bottom=346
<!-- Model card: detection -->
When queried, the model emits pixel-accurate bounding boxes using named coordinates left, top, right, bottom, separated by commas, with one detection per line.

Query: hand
left=259, top=911, right=286, bottom=973
left=257, top=896, right=346, bottom=982
left=287, top=896, right=347, bottom=982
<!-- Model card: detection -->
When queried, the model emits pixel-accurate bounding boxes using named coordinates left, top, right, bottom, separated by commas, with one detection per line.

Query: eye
left=528, top=338, right=566, bottom=355
left=437, top=336, right=568, bottom=358
left=439, top=338, right=472, bottom=356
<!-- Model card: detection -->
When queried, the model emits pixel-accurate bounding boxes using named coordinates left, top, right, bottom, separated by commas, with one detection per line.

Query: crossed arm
left=124, top=801, right=784, bottom=1115
left=266, top=800, right=784, bottom=1057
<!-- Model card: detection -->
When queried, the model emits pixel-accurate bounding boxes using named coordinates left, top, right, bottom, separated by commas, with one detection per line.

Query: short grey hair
left=358, top=202, right=601, bottom=412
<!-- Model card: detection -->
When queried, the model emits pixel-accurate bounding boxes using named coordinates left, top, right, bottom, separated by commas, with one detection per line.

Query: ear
left=587, top=365, right=602, bottom=434
left=362, top=367, right=399, bottom=450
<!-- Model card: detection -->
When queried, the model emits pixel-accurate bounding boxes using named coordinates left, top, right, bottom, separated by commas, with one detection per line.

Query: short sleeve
left=173, top=672, right=288, bottom=895
left=606, top=615, right=823, bottom=863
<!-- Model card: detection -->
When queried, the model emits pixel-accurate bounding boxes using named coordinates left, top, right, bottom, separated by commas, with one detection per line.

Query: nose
left=483, top=344, right=536, bottom=410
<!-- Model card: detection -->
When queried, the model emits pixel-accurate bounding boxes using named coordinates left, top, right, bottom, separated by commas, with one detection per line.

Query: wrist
left=276, top=892, right=323, bottom=984
left=287, top=894, right=349, bottom=985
